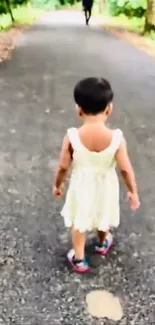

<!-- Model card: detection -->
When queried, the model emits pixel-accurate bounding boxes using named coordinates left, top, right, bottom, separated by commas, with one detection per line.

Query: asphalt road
left=0, top=11, right=155, bottom=325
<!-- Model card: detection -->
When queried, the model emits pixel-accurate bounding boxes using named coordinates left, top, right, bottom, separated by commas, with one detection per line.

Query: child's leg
left=97, top=230, right=109, bottom=246
left=67, top=227, right=90, bottom=273
left=94, top=230, right=113, bottom=255
left=72, top=227, right=86, bottom=260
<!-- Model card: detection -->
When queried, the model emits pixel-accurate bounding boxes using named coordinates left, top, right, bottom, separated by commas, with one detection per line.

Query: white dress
left=61, top=127, right=123, bottom=233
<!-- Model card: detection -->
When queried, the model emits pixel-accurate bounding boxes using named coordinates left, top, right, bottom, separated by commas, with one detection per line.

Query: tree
left=107, top=0, right=147, bottom=18
left=5, top=0, right=14, bottom=22
left=0, top=0, right=29, bottom=23
left=145, top=0, right=155, bottom=31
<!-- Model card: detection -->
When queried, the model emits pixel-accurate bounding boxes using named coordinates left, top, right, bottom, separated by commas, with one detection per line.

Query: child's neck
left=83, top=114, right=106, bottom=125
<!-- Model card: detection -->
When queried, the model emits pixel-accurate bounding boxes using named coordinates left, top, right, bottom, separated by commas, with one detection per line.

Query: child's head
left=74, top=77, right=113, bottom=118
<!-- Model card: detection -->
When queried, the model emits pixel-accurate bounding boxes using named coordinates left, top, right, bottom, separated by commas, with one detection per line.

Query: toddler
left=53, top=77, right=140, bottom=273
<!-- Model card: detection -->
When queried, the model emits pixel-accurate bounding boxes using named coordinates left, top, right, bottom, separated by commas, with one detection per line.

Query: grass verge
left=0, top=6, right=44, bottom=62
left=0, top=6, right=44, bottom=30
left=95, top=13, right=155, bottom=59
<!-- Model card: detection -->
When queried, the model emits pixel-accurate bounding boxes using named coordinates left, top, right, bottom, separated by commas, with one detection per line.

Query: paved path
left=0, top=11, right=155, bottom=325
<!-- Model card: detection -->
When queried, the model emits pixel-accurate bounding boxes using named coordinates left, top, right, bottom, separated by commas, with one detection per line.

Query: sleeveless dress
left=61, top=127, right=123, bottom=233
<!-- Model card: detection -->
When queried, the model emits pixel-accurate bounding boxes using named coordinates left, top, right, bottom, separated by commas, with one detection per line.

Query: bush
left=32, top=0, right=77, bottom=10
left=0, top=2, right=7, bottom=15
left=32, top=0, right=58, bottom=9
left=108, top=0, right=147, bottom=18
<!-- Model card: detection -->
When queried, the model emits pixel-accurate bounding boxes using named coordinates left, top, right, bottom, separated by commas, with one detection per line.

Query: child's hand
left=53, top=186, right=63, bottom=198
left=127, top=192, right=140, bottom=211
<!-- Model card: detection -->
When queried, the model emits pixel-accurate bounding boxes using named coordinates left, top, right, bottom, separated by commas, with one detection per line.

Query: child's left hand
left=127, top=192, right=140, bottom=211
left=53, top=186, right=63, bottom=198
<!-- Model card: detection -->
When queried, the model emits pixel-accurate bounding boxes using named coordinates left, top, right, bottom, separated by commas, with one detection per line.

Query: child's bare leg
left=94, top=230, right=113, bottom=255
left=72, top=227, right=85, bottom=260
left=67, top=227, right=90, bottom=273
left=97, top=230, right=109, bottom=246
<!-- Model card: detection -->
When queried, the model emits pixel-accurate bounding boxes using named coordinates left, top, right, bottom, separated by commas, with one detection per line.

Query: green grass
left=95, top=13, right=145, bottom=32
left=95, top=12, right=155, bottom=40
left=0, top=5, right=44, bottom=30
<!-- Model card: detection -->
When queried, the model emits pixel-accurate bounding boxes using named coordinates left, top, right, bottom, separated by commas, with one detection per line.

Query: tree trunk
left=5, top=0, right=14, bottom=23
left=145, top=0, right=155, bottom=32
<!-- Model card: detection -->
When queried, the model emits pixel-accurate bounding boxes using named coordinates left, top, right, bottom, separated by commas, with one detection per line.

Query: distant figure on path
left=82, top=0, right=94, bottom=25
left=53, top=78, right=140, bottom=273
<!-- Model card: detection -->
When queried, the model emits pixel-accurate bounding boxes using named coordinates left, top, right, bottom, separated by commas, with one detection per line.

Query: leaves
left=0, top=0, right=29, bottom=15
left=32, top=0, right=76, bottom=9
left=108, top=0, right=147, bottom=17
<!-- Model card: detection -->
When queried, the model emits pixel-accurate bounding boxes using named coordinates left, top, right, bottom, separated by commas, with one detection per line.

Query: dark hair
left=74, top=77, right=113, bottom=115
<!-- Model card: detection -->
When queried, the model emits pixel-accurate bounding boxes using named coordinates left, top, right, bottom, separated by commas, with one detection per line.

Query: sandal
left=67, top=249, right=90, bottom=273
left=94, top=233, right=113, bottom=256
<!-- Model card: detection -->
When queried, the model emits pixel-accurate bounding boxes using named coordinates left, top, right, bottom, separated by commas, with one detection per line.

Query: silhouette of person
left=82, top=0, right=94, bottom=25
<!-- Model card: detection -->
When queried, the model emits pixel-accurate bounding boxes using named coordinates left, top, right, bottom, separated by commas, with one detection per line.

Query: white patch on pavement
left=86, top=290, right=123, bottom=321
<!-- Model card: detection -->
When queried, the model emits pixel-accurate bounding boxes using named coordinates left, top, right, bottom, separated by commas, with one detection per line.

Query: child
left=53, top=77, right=140, bottom=273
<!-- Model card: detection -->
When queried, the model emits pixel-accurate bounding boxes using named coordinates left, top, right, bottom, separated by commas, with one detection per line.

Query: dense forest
left=0, top=0, right=155, bottom=32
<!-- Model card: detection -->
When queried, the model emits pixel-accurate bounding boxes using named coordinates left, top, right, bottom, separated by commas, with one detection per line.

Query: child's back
left=61, top=125, right=122, bottom=232
left=78, top=123, right=113, bottom=153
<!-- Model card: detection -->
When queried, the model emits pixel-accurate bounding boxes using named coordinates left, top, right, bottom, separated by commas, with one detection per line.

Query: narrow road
left=0, top=11, right=155, bottom=325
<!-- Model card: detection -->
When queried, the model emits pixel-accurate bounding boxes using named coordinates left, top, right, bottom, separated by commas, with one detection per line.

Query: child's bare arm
left=115, top=139, right=137, bottom=193
left=115, top=139, right=140, bottom=210
left=54, top=135, right=73, bottom=193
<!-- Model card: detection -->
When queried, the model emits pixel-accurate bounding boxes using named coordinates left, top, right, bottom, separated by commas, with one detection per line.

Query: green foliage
left=0, top=6, right=44, bottom=29
left=0, top=2, right=6, bottom=15
left=108, top=0, right=147, bottom=18
left=32, top=0, right=76, bottom=9
left=0, top=0, right=29, bottom=15
left=12, top=0, right=28, bottom=5
left=32, top=0, right=59, bottom=10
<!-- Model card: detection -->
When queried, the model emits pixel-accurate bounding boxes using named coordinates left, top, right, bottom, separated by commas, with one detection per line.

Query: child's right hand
left=127, top=192, right=140, bottom=211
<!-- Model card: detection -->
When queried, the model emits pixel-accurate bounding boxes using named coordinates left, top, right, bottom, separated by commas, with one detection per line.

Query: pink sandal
left=67, top=249, right=90, bottom=273
left=94, top=233, right=113, bottom=255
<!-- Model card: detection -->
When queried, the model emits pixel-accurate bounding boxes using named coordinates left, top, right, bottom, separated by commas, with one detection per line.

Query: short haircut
left=74, top=77, right=114, bottom=115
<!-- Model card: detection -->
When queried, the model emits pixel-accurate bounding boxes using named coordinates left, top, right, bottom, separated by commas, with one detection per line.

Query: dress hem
left=61, top=212, right=119, bottom=233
